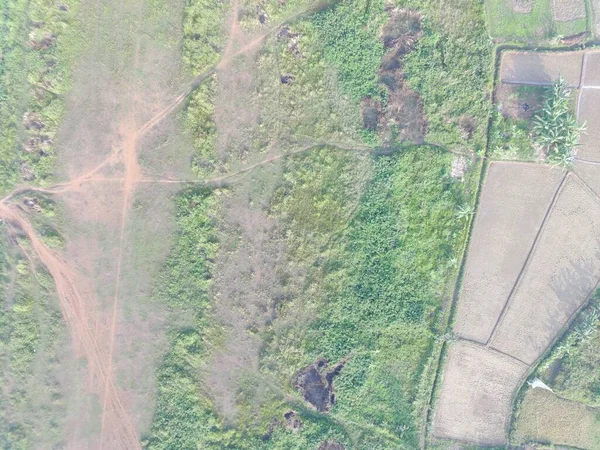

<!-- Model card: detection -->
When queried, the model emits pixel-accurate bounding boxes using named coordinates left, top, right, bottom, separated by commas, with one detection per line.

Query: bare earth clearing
left=551, top=0, right=586, bottom=22
left=433, top=49, right=600, bottom=447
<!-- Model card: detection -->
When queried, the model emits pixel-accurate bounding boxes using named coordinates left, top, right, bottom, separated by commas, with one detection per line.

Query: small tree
left=533, top=77, right=585, bottom=168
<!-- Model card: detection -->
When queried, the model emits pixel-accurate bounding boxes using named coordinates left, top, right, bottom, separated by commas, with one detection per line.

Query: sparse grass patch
left=0, top=229, right=70, bottom=449
left=0, top=0, right=83, bottom=193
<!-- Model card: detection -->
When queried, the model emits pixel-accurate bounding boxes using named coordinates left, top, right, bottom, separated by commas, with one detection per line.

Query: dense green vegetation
left=312, top=0, right=386, bottom=101
left=533, top=78, right=584, bottom=167
left=401, top=0, right=492, bottom=151
left=0, top=0, right=82, bottom=193
left=267, top=148, right=465, bottom=447
left=485, top=0, right=555, bottom=41
left=182, top=0, right=228, bottom=73
left=490, top=112, right=535, bottom=160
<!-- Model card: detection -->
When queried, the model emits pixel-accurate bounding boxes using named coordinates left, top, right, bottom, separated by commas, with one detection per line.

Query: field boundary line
left=456, top=338, right=529, bottom=368
left=575, top=157, right=600, bottom=165
left=572, top=169, right=600, bottom=206
left=486, top=170, right=568, bottom=347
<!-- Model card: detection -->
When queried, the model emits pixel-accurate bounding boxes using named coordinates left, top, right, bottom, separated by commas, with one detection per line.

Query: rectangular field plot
left=490, top=175, right=600, bottom=364
left=500, top=51, right=584, bottom=87
left=576, top=89, right=600, bottom=162
left=583, top=50, right=600, bottom=87
left=453, top=162, right=563, bottom=343
left=433, top=341, right=528, bottom=446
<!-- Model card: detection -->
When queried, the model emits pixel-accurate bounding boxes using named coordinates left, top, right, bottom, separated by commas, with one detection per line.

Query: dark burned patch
left=318, top=441, right=345, bottom=450
left=257, top=6, right=268, bottom=25
left=30, top=34, right=56, bottom=51
left=280, top=74, right=294, bottom=85
left=23, top=112, right=45, bottom=131
left=361, top=97, right=381, bottom=131
left=366, top=8, right=426, bottom=144
left=382, top=8, right=422, bottom=54
left=458, top=115, right=476, bottom=141
left=277, top=25, right=303, bottom=58
left=295, top=358, right=345, bottom=412
left=283, top=410, right=302, bottom=432
left=261, top=410, right=302, bottom=441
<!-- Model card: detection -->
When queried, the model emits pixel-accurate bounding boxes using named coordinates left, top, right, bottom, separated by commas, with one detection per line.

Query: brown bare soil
left=575, top=90, right=600, bottom=162
left=454, top=162, right=563, bottom=343
left=513, top=388, right=600, bottom=448
left=552, top=0, right=586, bottom=22
left=500, top=51, right=584, bottom=87
left=490, top=174, right=600, bottom=365
left=432, top=341, right=528, bottom=446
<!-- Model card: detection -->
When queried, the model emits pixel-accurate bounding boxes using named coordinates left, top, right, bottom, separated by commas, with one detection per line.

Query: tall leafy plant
left=533, top=78, right=585, bottom=168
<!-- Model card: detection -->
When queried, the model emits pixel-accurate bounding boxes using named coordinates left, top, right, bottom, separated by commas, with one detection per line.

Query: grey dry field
left=489, top=174, right=600, bottom=365
left=500, top=51, right=584, bottom=87
left=433, top=341, right=528, bottom=446
left=453, top=162, right=563, bottom=343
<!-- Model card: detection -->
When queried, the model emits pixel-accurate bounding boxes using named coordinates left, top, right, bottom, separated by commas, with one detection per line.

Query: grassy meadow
left=143, top=0, right=493, bottom=448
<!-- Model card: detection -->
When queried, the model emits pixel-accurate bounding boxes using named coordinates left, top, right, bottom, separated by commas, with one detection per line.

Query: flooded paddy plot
left=454, top=162, right=563, bottom=343
left=490, top=174, right=600, bottom=365
left=500, top=51, right=584, bottom=87
left=432, top=341, right=528, bottom=446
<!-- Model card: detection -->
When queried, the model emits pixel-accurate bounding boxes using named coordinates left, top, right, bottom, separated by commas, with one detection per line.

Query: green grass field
left=485, top=0, right=587, bottom=41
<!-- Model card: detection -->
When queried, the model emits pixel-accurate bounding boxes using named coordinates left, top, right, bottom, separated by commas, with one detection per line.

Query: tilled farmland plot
left=454, top=162, right=563, bottom=343
left=433, top=341, right=528, bottom=446
left=489, top=174, right=600, bottom=364
left=500, top=51, right=584, bottom=87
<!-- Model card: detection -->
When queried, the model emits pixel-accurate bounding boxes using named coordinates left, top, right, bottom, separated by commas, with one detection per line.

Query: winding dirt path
left=0, top=1, right=362, bottom=446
